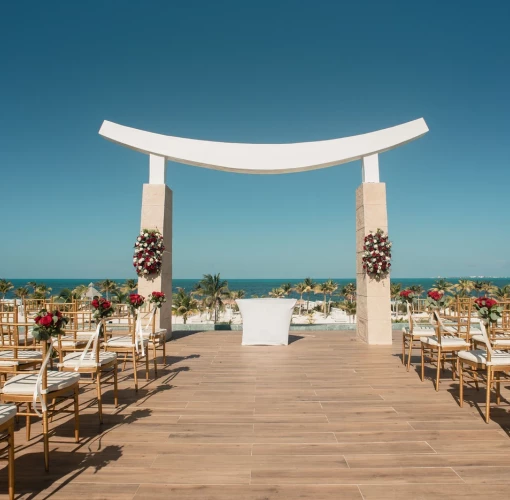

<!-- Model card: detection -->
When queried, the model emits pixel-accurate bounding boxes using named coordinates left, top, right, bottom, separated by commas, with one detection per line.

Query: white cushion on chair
left=56, top=335, right=90, bottom=348
left=459, top=349, right=510, bottom=366
left=105, top=335, right=148, bottom=348
left=141, top=328, right=167, bottom=338
left=58, top=351, right=117, bottom=368
left=0, top=404, right=16, bottom=426
left=420, top=336, right=469, bottom=347
left=1, top=371, right=81, bottom=395
left=0, top=350, right=42, bottom=366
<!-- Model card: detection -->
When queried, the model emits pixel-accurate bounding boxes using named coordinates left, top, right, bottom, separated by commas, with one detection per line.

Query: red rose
left=102, top=301, right=111, bottom=309
left=39, top=315, right=53, bottom=327
left=34, top=315, right=41, bottom=324
left=92, top=299, right=99, bottom=308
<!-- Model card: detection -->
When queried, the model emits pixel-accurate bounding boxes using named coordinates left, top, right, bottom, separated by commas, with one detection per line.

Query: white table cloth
left=236, top=298, right=296, bottom=346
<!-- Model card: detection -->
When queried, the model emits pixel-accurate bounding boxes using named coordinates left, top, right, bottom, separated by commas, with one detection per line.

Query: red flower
left=400, top=290, right=413, bottom=298
left=34, top=315, right=41, bottom=324
left=102, top=300, right=111, bottom=309
left=427, top=291, right=442, bottom=301
left=92, top=299, right=99, bottom=308
left=39, top=315, right=53, bottom=327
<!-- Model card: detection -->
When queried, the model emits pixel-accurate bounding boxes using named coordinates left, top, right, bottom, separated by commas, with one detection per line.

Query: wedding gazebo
left=99, top=118, right=428, bottom=344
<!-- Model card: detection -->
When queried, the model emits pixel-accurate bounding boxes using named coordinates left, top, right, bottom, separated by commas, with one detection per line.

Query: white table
left=236, top=298, right=296, bottom=346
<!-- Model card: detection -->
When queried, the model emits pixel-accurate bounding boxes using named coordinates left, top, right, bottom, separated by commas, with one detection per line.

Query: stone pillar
left=355, top=182, right=392, bottom=345
left=138, top=183, right=172, bottom=339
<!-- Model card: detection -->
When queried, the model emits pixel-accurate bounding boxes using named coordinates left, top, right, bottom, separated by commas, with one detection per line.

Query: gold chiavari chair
left=402, top=303, right=436, bottom=371
left=458, top=320, right=510, bottom=423
left=22, top=298, right=47, bottom=320
left=56, top=309, right=97, bottom=355
left=0, top=404, right=16, bottom=500
left=472, top=302, right=510, bottom=351
left=0, top=341, right=80, bottom=471
left=138, top=303, right=167, bottom=375
left=103, top=308, right=149, bottom=391
left=420, top=311, right=470, bottom=391
left=57, top=321, right=118, bottom=423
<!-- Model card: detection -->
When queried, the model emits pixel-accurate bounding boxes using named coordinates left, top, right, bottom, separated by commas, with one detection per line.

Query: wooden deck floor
left=3, top=329, right=510, bottom=499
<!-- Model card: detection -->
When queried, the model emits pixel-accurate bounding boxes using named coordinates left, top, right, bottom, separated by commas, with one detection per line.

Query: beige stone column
left=355, top=183, right=392, bottom=344
left=138, top=184, right=172, bottom=339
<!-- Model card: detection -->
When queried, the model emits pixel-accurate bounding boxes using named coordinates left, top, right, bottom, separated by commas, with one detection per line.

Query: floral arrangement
left=149, top=291, right=166, bottom=308
left=91, top=297, right=114, bottom=320
left=399, top=289, right=416, bottom=304
left=129, top=293, right=145, bottom=315
left=474, top=296, right=502, bottom=325
left=133, top=229, right=165, bottom=278
left=425, top=290, right=446, bottom=310
left=362, top=229, right=392, bottom=278
left=33, top=309, right=69, bottom=341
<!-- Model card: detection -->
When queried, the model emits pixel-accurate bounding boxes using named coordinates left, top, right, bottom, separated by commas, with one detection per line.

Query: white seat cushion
left=55, top=335, right=90, bottom=348
left=420, top=336, right=469, bottom=347
left=2, top=371, right=81, bottom=395
left=105, top=335, right=148, bottom=348
left=0, top=350, right=42, bottom=366
left=459, top=349, right=510, bottom=366
left=0, top=404, right=16, bottom=426
left=59, top=351, right=117, bottom=368
left=141, top=328, right=167, bottom=338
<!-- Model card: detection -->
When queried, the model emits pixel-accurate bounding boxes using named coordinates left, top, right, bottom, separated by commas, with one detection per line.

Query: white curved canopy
left=99, top=118, right=428, bottom=175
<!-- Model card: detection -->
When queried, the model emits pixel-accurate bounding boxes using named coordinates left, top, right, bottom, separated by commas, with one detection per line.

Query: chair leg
left=8, top=422, right=14, bottom=500
left=133, top=349, right=138, bottom=392
left=486, top=366, right=492, bottom=424
left=145, top=349, right=150, bottom=380
left=420, top=343, right=425, bottom=382
left=43, top=403, right=49, bottom=472
left=74, top=387, right=80, bottom=442
left=406, top=338, right=413, bottom=372
left=96, top=372, right=103, bottom=424
left=26, top=403, right=31, bottom=441
left=153, top=342, right=158, bottom=376
left=496, top=371, right=501, bottom=406
left=113, top=361, right=119, bottom=408
left=162, top=337, right=166, bottom=365
left=473, top=371, right=480, bottom=391
left=435, top=347, right=441, bottom=392
left=402, top=334, right=406, bottom=365
left=458, top=359, right=464, bottom=407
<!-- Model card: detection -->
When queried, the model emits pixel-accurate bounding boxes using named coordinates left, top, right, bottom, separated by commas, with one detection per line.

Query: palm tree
left=453, top=279, right=475, bottom=297
left=97, top=279, right=118, bottom=300
left=33, top=284, right=52, bottom=299
left=481, top=280, right=495, bottom=296
left=27, top=281, right=38, bottom=295
left=390, top=282, right=402, bottom=314
left=341, top=282, right=357, bottom=302
left=173, top=288, right=199, bottom=324
left=432, top=278, right=454, bottom=294
left=0, top=279, right=14, bottom=300
left=323, top=279, right=338, bottom=316
left=58, top=288, right=73, bottom=302
left=315, top=280, right=337, bottom=315
left=14, top=286, right=30, bottom=300
left=229, top=290, right=245, bottom=312
left=340, top=300, right=357, bottom=323
left=194, top=273, right=229, bottom=323
left=112, top=290, right=129, bottom=304
left=269, top=288, right=285, bottom=298
left=409, top=284, right=424, bottom=296
left=280, top=283, right=293, bottom=296
left=72, top=284, right=88, bottom=300
left=473, top=280, right=484, bottom=297
left=121, top=279, right=138, bottom=293
left=294, top=282, right=307, bottom=315
left=493, top=285, right=510, bottom=300
left=303, top=277, right=315, bottom=312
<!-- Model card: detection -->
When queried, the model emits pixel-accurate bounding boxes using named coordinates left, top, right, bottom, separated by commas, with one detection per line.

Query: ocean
left=3, top=278, right=510, bottom=300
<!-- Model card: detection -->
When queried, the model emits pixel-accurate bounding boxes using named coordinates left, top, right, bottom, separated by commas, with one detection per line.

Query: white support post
left=361, top=154, right=380, bottom=183
left=149, top=154, right=167, bottom=185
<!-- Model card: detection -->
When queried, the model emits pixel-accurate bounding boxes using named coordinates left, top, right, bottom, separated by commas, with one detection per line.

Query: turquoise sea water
left=3, top=278, right=510, bottom=300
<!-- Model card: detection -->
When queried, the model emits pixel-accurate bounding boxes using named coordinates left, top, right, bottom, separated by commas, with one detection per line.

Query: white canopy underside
left=99, top=118, right=428, bottom=174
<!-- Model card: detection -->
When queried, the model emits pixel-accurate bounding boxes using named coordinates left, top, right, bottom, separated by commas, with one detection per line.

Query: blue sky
left=1, top=0, right=509, bottom=279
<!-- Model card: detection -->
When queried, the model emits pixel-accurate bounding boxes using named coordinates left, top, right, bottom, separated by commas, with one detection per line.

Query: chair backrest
left=22, top=298, right=48, bottom=318
left=433, top=311, right=464, bottom=343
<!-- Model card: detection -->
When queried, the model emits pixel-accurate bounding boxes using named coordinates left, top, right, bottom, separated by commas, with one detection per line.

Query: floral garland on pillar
left=133, top=229, right=165, bottom=277
left=362, top=228, right=392, bottom=278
